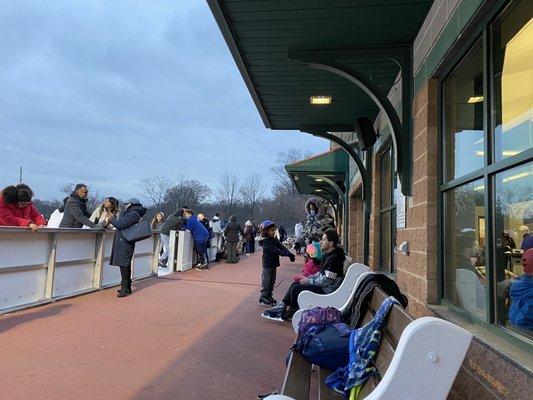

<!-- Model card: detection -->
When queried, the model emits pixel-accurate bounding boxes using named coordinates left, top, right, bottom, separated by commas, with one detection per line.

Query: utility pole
left=19, top=166, right=23, bottom=183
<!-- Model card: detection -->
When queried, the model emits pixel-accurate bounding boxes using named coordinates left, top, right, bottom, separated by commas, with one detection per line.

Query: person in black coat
left=259, top=220, right=295, bottom=306
left=110, top=198, right=147, bottom=298
left=59, top=183, right=104, bottom=228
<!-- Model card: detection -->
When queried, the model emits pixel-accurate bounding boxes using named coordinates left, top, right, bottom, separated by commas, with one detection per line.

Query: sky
left=0, top=0, right=327, bottom=201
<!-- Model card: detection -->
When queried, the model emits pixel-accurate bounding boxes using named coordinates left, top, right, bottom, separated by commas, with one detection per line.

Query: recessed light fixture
left=310, top=96, right=332, bottom=105
left=503, top=172, right=529, bottom=182
left=315, top=178, right=324, bottom=182
left=315, top=189, right=323, bottom=192
left=476, top=150, right=519, bottom=157
left=468, top=96, right=484, bottom=104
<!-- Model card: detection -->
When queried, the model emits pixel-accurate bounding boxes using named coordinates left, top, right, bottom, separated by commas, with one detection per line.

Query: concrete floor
left=0, top=252, right=302, bottom=400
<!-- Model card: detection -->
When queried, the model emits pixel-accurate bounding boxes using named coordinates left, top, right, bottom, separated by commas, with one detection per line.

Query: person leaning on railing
left=0, top=184, right=47, bottom=232
left=59, top=183, right=106, bottom=229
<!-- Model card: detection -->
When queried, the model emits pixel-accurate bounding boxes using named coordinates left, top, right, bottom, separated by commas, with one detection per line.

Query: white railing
left=0, top=227, right=161, bottom=314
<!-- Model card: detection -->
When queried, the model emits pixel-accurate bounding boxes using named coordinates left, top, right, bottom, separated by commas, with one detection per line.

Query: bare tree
left=215, top=171, right=241, bottom=216
left=164, top=178, right=212, bottom=212
left=136, top=176, right=172, bottom=208
left=239, top=172, right=267, bottom=222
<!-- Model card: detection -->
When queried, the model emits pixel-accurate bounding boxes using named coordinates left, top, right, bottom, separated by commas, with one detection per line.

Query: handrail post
left=45, top=233, right=57, bottom=299
left=93, top=231, right=105, bottom=290
left=168, top=230, right=177, bottom=272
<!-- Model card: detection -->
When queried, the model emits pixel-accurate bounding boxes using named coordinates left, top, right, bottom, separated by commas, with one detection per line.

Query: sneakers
left=195, top=263, right=208, bottom=271
left=259, top=296, right=277, bottom=306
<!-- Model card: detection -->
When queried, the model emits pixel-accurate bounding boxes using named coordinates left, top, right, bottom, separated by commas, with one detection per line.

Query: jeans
left=260, top=267, right=277, bottom=298
left=195, top=241, right=207, bottom=264
left=159, top=234, right=170, bottom=266
left=245, top=240, right=254, bottom=254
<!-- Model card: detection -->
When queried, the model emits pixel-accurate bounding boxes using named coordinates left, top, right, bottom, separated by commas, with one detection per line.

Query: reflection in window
left=444, top=180, right=486, bottom=319
left=492, top=2, right=533, bottom=161
left=444, top=41, right=485, bottom=181
left=495, top=163, right=533, bottom=337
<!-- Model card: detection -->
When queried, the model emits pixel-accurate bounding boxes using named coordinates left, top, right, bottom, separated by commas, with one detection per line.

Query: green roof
left=208, top=0, right=433, bottom=131
left=285, top=147, right=349, bottom=202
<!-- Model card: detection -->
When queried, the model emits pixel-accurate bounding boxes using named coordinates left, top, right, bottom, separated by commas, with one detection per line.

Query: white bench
left=291, top=263, right=371, bottom=332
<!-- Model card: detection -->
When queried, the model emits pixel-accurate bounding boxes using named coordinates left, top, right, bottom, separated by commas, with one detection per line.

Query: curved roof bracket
left=288, top=51, right=412, bottom=196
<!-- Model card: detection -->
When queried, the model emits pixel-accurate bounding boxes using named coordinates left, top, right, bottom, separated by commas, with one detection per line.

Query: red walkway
left=0, top=252, right=301, bottom=400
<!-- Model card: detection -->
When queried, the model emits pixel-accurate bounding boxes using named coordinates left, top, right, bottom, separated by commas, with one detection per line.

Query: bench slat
left=282, top=351, right=313, bottom=400
left=317, top=368, right=342, bottom=400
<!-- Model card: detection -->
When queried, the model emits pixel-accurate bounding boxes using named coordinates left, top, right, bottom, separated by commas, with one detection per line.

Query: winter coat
left=59, top=193, right=97, bottom=228
left=521, top=235, right=533, bottom=251
left=295, top=222, right=304, bottom=239
left=224, top=216, right=243, bottom=243
left=243, top=225, right=255, bottom=242
left=90, top=207, right=117, bottom=224
left=210, top=216, right=222, bottom=234
left=185, top=215, right=209, bottom=243
left=0, top=196, right=46, bottom=227
left=160, top=210, right=185, bottom=236
left=261, top=236, right=293, bottom=269
left=307, top=247, right=346, bottom=293
left=47, top=209, right=64, bottom=228
left=110, top=204, right=147, bottom=267
left=294, top=259, right=321, bottom=282
left=509, top=275, right=533, bottom=330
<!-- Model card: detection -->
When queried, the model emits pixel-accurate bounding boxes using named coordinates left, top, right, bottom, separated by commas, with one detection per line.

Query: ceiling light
left=475, top=151, right=484, bottom=156
left=503, top=172, right=529, bottom=182
left=502, top=150, right=519, bottom=156
left=315, top=178, right=324, bottom=182
left=315, top=189, right=323, bottom=192
left=468, top=96, right=484, bottom=104
left=474, top=185, right=485, bottom=191
left=310, top=96, right=332, bottom=105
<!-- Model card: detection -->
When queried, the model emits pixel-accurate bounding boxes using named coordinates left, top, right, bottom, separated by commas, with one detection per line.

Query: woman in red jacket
left=0, top=184, right=46, bottom=232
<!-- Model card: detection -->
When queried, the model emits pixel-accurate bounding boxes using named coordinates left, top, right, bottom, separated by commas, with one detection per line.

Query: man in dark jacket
left=59, top=183, right=103, bottom=228
left=110, top=198, right=147, bottom=298
left=262, top=229, right=345, bottom=321
left=158, top=208, right=185, bottom=267
left=224, top=215, right=244, bottom=263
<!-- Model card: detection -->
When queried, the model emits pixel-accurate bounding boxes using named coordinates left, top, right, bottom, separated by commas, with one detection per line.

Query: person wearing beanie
left=258, top=220, right=295, bottom=306
left=509, top=248, right=533, bottom=330
left=184, top=209, right=210, bottom=269
left=243, top=220, right=255, bottom=255
left=223, top=215, right=244, bottom=264
left=109, top=198, right=147, bottom=297
left=0, top=184, right=46, bottom=231
left=293, top=242, right=323, bottom=283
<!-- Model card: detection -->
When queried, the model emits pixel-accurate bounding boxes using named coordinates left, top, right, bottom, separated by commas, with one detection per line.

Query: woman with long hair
left=150, top=211, right=165, bottom=230
left=90, top=197, right=119, bottom=225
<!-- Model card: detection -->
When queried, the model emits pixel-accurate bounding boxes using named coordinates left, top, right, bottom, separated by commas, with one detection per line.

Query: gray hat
left=125, top=197, right=141, bottom=205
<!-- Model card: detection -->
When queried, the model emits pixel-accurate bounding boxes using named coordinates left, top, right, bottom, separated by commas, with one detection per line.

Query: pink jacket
left=294, top=259, right=321, bottom=282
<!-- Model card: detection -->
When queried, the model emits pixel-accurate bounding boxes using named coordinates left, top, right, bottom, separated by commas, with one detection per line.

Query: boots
left=117, top=279, right=131, bottom=297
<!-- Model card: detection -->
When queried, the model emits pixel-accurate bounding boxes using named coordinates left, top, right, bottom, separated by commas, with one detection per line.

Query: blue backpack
left=293, top=322, right=351, bottom=371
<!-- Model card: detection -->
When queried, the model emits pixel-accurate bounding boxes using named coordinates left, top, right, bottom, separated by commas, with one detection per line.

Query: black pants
left=119, top=264, right=132, bottom=292
left=260, top=267, right=277, bottom=298
left=282, top=282, right=325, bottom=309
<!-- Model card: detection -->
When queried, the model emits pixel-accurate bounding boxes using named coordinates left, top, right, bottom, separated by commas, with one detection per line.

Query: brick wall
left=348, top=192, right=364, bottom=263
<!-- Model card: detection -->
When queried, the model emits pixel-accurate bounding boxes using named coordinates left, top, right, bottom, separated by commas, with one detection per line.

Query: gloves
left=289, top=254, right=296, bottom=262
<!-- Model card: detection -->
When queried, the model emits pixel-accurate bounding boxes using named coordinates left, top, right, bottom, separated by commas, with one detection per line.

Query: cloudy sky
left=0, top=0, right=327, bottom=201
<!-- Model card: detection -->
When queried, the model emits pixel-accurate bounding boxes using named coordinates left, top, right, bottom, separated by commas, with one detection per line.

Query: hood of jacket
left=212, top=216, right=220, bottom=221
left=305, top=197, right=326, bottom=219
left=125, top=204, right=147, bottom=217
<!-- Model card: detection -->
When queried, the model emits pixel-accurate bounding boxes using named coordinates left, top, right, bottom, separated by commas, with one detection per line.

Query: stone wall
left=348, top=192, right=364, bottom=263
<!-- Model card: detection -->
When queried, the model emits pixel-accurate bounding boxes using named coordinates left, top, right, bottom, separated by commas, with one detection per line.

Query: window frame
left=438, top=0, right=533, bottom=344
left=379, top=140, right=397, bottom=274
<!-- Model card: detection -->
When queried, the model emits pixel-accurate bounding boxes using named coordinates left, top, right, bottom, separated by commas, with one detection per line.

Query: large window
left=441, top=0, right=532, bottom=341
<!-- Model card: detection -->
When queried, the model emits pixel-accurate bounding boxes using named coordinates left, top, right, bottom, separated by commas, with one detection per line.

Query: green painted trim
left=413, top=0, right=484, bottom=93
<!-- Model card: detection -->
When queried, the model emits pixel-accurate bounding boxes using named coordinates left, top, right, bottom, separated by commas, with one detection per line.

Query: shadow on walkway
left=0, top=303, right=71, bottom=334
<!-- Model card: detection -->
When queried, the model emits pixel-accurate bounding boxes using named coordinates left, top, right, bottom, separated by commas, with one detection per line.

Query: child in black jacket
left=259, top=220, right=295, bottom=305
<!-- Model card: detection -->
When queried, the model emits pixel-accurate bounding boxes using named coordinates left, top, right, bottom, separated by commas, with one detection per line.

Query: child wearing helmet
left=293, top=242, right=322, bottom=283
left=259, top=220, right=295, bottom=306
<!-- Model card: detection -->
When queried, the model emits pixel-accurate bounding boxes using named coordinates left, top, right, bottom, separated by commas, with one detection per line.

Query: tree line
left=33, top=149, right=313, bottom=234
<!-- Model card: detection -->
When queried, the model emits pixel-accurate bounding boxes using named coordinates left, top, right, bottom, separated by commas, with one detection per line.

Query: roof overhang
left=285, top=147, right=349, bottom=203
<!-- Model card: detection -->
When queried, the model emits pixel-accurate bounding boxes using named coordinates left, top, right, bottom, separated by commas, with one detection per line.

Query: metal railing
left=0, top=227, right=161, bottom=314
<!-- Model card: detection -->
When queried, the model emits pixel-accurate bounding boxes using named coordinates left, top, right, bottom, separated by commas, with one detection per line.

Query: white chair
left=291, top=263, right=371, bottom=332
left=455, top=268, right=486, bottom=317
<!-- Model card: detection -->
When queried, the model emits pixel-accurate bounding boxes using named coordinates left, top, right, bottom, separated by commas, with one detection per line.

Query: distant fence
left=0, top=227, right=161, bottom=314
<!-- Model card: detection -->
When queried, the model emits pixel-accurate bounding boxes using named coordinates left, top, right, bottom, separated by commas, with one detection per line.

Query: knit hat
left=125, top=198, right=140, bottom=205
left=260, top=220, right=275, bottom=231
left=523, top=248, right=533, bottom=274
left=306, top=242, right=323, bottom=260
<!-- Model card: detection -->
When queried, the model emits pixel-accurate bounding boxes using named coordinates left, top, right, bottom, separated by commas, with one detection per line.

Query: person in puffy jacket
left=224, top=215, right=244, bottom=264
left=110, top=198, right=147, bottom=298
left=0, top=184, right=46, bottom=232
left=184, top=209, right=210, bottom=269
left=259, top=220, right=295, bottom=306
left=509, top=248, right=533, bottom=330
left=59, top=183, right=104, bottom=229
